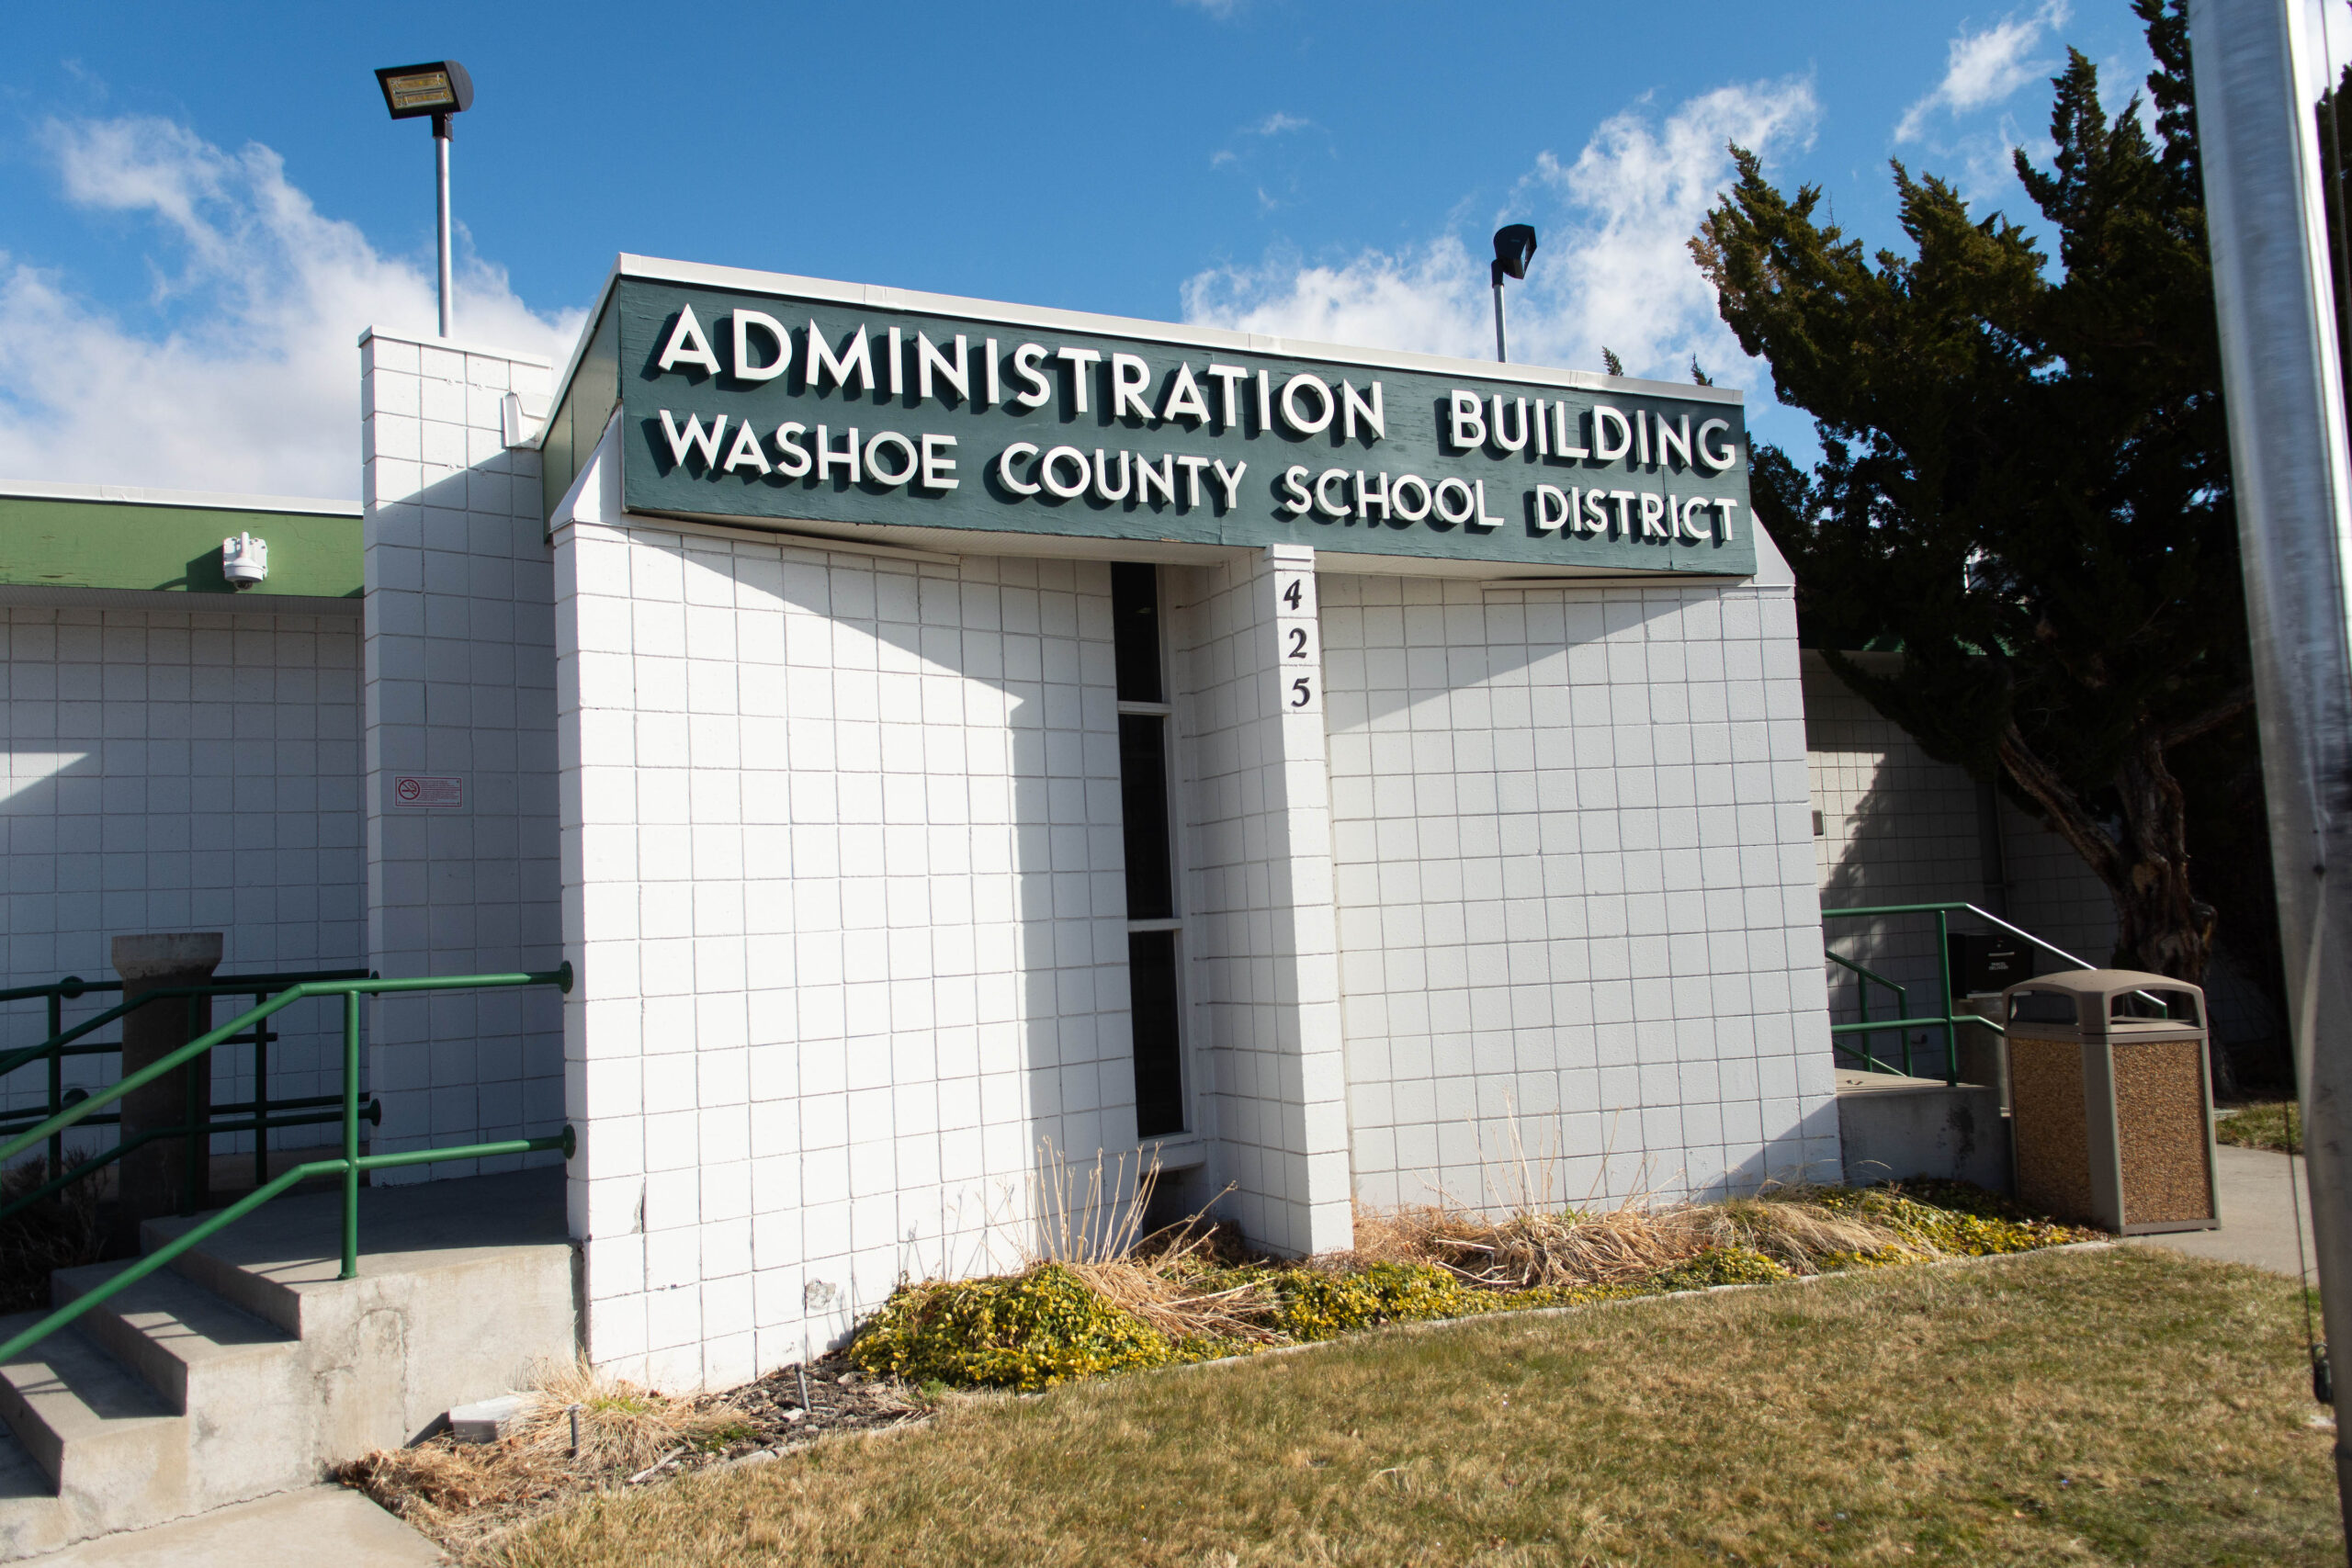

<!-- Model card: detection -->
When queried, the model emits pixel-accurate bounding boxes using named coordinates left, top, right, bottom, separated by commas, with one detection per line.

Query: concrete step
left=0, top=1434, right=68, bottom=1562
left=0, top=1164, right=579, bottom=1562
left=146, top=1165, right=576, bottom=1456
left=0, top=1321, right=186, bottom=1540
left=51, top=1267, right=311, bottom=1508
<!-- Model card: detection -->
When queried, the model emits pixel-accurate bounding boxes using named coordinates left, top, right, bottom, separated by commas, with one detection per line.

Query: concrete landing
left=2124, top=1144, right=2321, bottom=1278
left=144, top=1165, right=570, bottom=1290
left=1835, top=1069, right=2010, bottom=1192
left=17, top=1484, right=440, bottom=1567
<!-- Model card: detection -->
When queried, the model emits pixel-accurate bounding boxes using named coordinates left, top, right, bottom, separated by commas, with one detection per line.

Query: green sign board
left=603, top=265, right=1755, bottom=576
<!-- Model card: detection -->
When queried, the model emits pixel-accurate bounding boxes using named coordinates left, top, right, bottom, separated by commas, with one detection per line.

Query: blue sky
left=0, top=1, right=2185, bottom=497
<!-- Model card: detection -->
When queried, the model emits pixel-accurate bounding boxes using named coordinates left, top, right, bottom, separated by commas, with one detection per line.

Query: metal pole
left=1937, top=908, right=1959, bottom=1088
left=341, top=990, right=361, bottom=1280
left=2189, top=0, right=2352, bottom=1550
left=1492, top=277, right=1509, bottom=363
left=252, top=990, right=268, bottom=1191
left=433, top=114, right=453, bottom=339
left=45, top=993, right=61, bottom=1179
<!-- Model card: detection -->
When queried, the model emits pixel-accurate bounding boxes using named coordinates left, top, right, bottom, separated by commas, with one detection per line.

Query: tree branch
left=2162, top=685, right=2256, bottom=751
left=1996, top=723, right=2125, bottom=889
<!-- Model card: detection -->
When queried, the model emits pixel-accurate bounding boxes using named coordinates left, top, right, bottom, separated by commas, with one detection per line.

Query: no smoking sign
left=390, top=774, right=464, bottom=809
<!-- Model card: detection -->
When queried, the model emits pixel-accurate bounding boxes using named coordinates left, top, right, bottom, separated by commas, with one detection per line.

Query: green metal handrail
left=1825, top=952, right=1911, bottom=1074
left=1821, top=902, right=2098, bottom=1086
left=0, top=1100, right=380, bottom=1234
left=0, top=964, right=574, bottom=1369
left=0, top=1131, right=571, bottom=1371
left=4, top=969, right=370, bottom=1183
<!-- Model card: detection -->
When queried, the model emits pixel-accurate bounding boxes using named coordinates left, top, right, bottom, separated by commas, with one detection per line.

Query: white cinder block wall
left=0, top=605, right=365, bottom=1136
left=1804, top=652, right=2008, bottom=1055
left=1804, top=651, right=2120, bottom=1047
left=1171, top=545, right=1353, bottom=1258
left=552, top=508, right=1143, bottom=1388
left=1321, top=548, right=1841, bottom=1208
left=360, top=330, right=566, bottom=1178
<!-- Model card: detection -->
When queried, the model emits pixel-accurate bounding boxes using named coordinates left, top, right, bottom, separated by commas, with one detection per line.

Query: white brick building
left=4, top=256, right=1861, bottom=1388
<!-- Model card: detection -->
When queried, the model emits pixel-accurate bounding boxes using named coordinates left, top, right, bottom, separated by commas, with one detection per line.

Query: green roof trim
left=0, top=491, right=361, bottom=601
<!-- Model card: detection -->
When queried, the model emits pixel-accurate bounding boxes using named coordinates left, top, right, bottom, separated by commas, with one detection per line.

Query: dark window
left=1114, top=562, right=1183, bottom=1135
left=1111, top=561, right=1163, bottom=704
left=1117, top=716, right=1172, bottom=920
left=1129, top=931, right=1184, bottom=1137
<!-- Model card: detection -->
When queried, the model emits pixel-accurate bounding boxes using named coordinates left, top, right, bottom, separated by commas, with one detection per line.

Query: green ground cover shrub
left=849, top=1181, right=2092, bottom=1392
left=1649, top=1244, right=1792, bottom=1291
left=851, top=1263, right=1174, bottom=1392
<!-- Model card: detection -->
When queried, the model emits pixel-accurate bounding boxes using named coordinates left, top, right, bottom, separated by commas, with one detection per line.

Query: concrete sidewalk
left=2122, top=1143, right=2320, bottom=1280
left=18, top=1485, right=440, bottom=1567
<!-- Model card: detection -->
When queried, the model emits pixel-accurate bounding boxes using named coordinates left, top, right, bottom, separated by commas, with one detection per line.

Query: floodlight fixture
left=375, top=61, right=473, bottom=121
left=374, top=60, right=474, bottom=337
left=1490, top=223, right=1538, bottom=362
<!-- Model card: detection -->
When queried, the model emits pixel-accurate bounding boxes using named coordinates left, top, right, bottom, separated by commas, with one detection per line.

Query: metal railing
left=1821, top=903, right=2105, bottom=1085
left=0, top=964, right=574, bottom=1368
left=1825, top=952, right=1910, bottom=1075
left=0, top=968, right=370, bottom=1194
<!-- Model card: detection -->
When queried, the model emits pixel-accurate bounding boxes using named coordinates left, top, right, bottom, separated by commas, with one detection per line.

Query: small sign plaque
left=391, top=774, right=464, bottom=809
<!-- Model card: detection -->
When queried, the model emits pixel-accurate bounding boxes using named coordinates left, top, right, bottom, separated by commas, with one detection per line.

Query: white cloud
left=0, top=116, right=583, bottom=501
left=1896, top=3, right=2070, bottom=143
left=1181, top=78, right=1819, bottom=396
left=1250, top=112, right=1313, bottom=137
left=1175, top=0, right=1244, bottom=18
left=1182, top=236, right=1489, bottom=359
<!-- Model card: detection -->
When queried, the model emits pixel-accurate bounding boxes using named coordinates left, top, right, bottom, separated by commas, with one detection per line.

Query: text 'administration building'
left=7, top=254, right=1841, bottom=1388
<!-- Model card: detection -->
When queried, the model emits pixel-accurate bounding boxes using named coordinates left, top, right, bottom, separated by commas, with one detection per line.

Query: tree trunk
left=2108, top=733, right=2215, bottom=984
left=1996, top=722, right=2235, bottom=1093
left=1994, top=722, right=2214, bottom=983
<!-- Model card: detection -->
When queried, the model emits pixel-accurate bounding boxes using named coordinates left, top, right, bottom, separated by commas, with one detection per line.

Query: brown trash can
left=2002, top=969, right=2219, bottom=1235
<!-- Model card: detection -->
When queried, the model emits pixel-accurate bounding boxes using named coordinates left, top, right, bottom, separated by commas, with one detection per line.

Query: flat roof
left=0, top=487, right=361, bottom=609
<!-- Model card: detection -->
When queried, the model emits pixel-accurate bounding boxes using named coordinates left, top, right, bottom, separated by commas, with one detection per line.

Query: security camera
left=221, top=533, right=268, bottom=591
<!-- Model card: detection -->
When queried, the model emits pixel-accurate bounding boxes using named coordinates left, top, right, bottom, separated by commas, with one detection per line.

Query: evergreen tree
left=1691, top=0, right=2256, bottom=986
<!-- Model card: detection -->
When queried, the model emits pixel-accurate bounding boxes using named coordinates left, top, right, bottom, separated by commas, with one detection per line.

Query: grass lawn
left=493, top=1247, right=2338, bottom=1567
left=2217, top=1101, right=2301, bottom=1155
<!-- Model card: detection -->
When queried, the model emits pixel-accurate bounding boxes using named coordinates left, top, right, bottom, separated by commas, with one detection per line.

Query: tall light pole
left=2188, top=0, right=2352, bottom=1553
left=374, top=61, right=474, bottom=339
left=1491, top=224, right=1537, bottom=362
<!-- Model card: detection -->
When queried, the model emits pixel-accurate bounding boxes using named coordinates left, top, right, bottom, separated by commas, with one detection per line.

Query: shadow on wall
left=1817, top=772, right=1974, bottom=1076
left=1317, top=579, right=1832, bottom=1213
left=1818, top=757, right=2290, bottom=1088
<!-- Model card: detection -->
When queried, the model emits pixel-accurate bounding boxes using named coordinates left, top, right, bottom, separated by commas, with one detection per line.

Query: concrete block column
left=1179, top=543, right=1352, bottom=1257
left=359, top=329, right=565, bottom=1180
left=110, top=931, right=221, bottom=1242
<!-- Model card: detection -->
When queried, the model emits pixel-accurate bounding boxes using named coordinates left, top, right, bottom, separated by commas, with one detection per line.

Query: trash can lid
left=2000, top=969, right=2205, bottom=1034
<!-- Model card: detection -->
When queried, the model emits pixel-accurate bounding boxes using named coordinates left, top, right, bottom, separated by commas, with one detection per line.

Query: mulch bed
left=639, top=1350, right=930, bottom=1474
left=339, top=1350, right=931, bottom=1561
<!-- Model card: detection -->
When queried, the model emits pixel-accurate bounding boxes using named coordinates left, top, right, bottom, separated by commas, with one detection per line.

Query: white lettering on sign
left=391, top=775, right=464, bottom=809
left=1272, top=566, right=1319, bottom=716
left=639, top=296, right=1750, bottom=565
